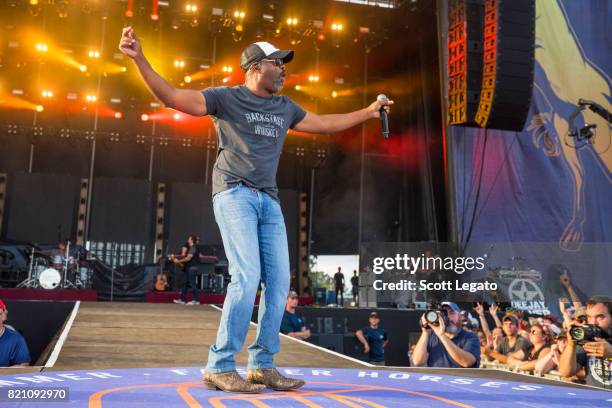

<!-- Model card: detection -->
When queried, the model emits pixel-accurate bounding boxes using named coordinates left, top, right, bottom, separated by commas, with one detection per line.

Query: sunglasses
left=262, top=58, right=284, bottom=67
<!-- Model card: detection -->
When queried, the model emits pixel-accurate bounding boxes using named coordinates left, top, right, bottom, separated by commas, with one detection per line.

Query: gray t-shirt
left=576, top=345, right=612, bottom=389
left=202, top=85, right=306, bottom=201
left=496, top=335, right=532, bottom=357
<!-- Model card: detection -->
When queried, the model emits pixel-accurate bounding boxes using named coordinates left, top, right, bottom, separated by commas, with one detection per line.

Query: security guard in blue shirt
left=356, top=311, right=388, bottom=365
left=280, top=291, right=311, bottom=340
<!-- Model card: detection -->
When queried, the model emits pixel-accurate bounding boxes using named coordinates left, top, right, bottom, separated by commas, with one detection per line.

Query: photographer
left=559, top=296, right=612, bottom=388
left=411, top=302, right=480, bottom=368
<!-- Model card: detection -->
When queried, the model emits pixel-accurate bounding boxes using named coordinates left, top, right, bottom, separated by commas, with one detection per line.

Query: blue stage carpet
left=1, top=367, right=609, bottom=407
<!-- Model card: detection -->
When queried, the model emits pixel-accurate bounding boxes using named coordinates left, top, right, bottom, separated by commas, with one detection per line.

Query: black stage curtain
left=311, top=5, right=447, bottom=254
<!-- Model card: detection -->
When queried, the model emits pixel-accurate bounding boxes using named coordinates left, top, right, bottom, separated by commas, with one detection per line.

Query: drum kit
left=17, top=241, right=92, bottom=290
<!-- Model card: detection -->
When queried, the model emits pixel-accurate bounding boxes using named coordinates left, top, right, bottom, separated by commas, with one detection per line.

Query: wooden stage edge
left=1, top=302, right=369, bottom=375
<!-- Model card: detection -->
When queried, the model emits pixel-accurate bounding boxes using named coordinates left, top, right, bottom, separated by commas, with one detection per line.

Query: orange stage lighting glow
left=0, top=91, right=41, bottom=112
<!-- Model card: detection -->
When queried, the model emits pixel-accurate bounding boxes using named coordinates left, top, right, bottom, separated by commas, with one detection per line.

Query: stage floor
left=0, top=302, right=608, bottom=407
left=1, top=366, right=610, bottom=407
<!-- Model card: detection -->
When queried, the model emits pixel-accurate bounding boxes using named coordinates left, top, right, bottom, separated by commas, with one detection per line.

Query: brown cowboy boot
left=203, top=370, right=266, bottom=393
left=246, top=368, right=305, bottom=391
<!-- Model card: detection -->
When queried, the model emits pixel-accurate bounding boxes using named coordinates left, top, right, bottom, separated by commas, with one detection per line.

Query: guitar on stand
left=155, top=257, right=169, bottom=292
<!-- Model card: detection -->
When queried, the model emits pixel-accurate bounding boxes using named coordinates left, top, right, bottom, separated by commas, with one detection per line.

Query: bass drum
left=39, top=268, right=61, bottom=289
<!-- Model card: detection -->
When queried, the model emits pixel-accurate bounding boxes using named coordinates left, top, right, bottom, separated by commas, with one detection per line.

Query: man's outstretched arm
left=294, top=99, right=393, bottom=134
left=119, top=26, right=207, bottom=117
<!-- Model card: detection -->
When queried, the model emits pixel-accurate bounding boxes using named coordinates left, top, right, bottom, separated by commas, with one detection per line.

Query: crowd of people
left=406, top=295, right=611, bottom=389
left=282, top=269, right=611, bottom=390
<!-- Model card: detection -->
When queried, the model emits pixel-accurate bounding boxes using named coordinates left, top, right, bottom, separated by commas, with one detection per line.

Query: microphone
left=579, top=99, right=612, bottom=123
left=377, top=94, right=389, bottom=139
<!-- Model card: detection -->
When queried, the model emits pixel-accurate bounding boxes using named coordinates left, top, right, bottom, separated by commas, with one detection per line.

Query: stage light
left=173, top=113, right=180, bottom=120
left=88, top=50, right=100, bottom=59
left=234, top=10, right=245, bottom=19
left=11, top=89, right=24, bottom=95
left=287, top=18, right=298, bottom=26
left=308, top=75, right=320, bottom=83
left=331, top=23, right=344, bottom=32
left=114, top=112, right=123, bottom=119
left=110, top=98, right=121, bottom=104
left=35, top=43, right=48, bottom=52
left=29, top=0, right=39, bottom=4
left=125, top=0, right=134, bottom=17
left=67, top=93, right=77, bottom=100
left=36, top=105, right=44, bottom=112
left=79, top=65, right=88, bottom=72
left=235, top=24, right=244, bottom=32
left=141, top=113, right=149, bottom=121
left=121, top=66, right=127, bottom=73
left=222, top=77, right=230, bottom=83
left=222, top=66, right=233, bottom=73
left=185, top=4, right=198, bottom=13
left=359, top=26, right=370, bottom=34
left=41, top=90, right=53, bottom=98
left=151, top=0, right=159, bottom=21
left=85, top=95, right=97, bottom=103
left=295, top=85, right=301, bottom=91
left=174, top=60, right=185, bottom=69
left=184, top=75, right=192, bottom=83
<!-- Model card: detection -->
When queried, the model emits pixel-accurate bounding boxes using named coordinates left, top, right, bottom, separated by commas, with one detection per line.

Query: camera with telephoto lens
left=421, top=309, right=449, bottom=328
left=569, top=324, right=608, bottom=344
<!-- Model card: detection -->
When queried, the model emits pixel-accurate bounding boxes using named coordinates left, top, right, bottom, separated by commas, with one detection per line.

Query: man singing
left=119, top=27, right=392, bottom=393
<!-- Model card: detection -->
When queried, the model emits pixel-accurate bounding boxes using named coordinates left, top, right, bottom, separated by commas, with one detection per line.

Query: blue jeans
left=180, top=266, right=200, bottom=302
left=205, top=184, right=290, bottom=373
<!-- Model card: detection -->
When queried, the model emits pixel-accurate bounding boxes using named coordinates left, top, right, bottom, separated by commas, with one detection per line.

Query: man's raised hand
left=119, top=26, right=142, bottom=59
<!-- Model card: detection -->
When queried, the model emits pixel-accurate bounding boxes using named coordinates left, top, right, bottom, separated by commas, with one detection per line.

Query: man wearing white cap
left=119, top=29, right=392, bottom=393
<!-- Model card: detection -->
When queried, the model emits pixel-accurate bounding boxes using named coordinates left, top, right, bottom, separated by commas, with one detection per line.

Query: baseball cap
left=287, top=290, right=299, bottom=299
left=369, top=311, right=379, bottom=318
left=0, top=299, right=6, bottom=311
left=503, top=314, right=519, bottom=325
left=240, top=42, right=294, bottom=71
left=440, top=301, right=461, bottom=312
